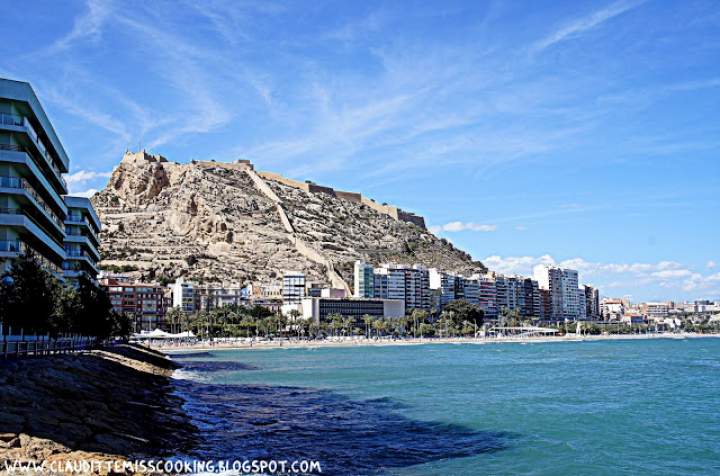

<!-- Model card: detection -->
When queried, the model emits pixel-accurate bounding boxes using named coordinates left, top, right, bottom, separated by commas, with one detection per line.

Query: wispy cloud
left=530, top=0, right=645, bottom=54
left=46, top=0, right=111, bottom=53
left=70, top=188, right=99, bottom=199
left=484, top=254, right=720, bottom=299
left=66, top=169, right=112, bottom=186
left=430, top=221, right=497, bottom=234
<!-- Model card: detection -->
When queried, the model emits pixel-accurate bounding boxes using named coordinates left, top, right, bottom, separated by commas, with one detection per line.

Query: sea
left=170, top=338, right=720, bottom=475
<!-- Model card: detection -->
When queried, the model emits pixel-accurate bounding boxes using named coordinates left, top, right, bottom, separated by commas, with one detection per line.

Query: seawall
left=0, top=344, right=195, bottom=471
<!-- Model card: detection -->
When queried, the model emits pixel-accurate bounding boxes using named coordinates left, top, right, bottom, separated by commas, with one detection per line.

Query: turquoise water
left=174, top=338, right=720, bottom=475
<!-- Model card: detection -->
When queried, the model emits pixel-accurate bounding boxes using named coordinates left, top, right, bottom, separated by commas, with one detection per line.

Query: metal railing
left=0, top=132, right=67, bottom=191
left=0, top=113, right=23, bottom=127
left=0, top=176, right=65, bottom=229
left=0, top=332, right=96, bottom=359
left=0, top=240, right=23, bottom=253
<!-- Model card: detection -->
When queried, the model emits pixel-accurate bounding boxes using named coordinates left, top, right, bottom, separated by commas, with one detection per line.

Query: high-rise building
left=584, top=285, right=600, bottom=320
left=282, top=271, right=306, bottom=304
left=353, top=260, right=375, bottom=298
left=1, top=78, right=70, bottom=277
left=534, top=266, right=583, bottom=320
left=171, top=277, right=196, bottom=313
left=522, top=278, right=541, bottom=317
left=479, top=275, right=498, bottom=319
left=62, top=196, right=101, bottom=284
left=429, top=269, right=482, bottom=310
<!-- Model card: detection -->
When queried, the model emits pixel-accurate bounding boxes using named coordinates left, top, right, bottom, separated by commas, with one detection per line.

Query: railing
left=0, top=113, right=23, bottom=127
left=21, top=117, right=67, bottom=190
left=0, top=176, right=65, bottom=230
left=0, top=332, right=96, bottom=359
left=0, top=240, right=23, bottom=253
left=0, top=131, right=67, bottom=191
left=65, top=248, right=90, bottom=258
left=0, top=143, right=23, bottom=152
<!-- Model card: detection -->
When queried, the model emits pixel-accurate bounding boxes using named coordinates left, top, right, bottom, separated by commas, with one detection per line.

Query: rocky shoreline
left=0, top=344, right=195, bottom=474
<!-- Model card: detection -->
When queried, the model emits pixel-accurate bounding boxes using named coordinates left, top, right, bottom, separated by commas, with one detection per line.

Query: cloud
left=47, top=0, right=111, bottom=53
left=531, top=0, right=645, bottom=53
left=69, top=188, right=98, bottom=198
left=66, top=170, right=112, bottom=186
left=483, top=254, right=720, bottom=299
left=707, top=260, right=717, bottom=269
left=429, top=221, right=497, bottom=233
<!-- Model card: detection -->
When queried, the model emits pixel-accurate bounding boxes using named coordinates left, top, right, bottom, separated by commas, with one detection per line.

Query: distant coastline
left=155, top=332, right=720, bottom=353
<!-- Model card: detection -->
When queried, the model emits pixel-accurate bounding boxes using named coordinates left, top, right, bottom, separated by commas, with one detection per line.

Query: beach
left=152, top=332, right=719, bottom=353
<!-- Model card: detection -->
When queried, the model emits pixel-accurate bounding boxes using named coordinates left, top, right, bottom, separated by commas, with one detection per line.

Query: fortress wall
left=307, top=183, right=336, bottom=196
left=260, top=169, right=426, bottom=229
left=334, top=190, right=362, bottom=203
left=194, top=160, right=253, bottom=172
left=257, top=171, right=309, bottom=191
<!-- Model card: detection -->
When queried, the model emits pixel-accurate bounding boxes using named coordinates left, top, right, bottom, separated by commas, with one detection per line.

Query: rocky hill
left=92, top=151, right=486, bottom=289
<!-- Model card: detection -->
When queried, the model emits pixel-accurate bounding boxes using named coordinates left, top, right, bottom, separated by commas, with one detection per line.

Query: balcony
left=0, top=175, right=65, bottom=233
left=0, top=210, right=66, bottom=263
left=0, top=239, right=23, bottom=255
left=64, top=234, right=101, bottom=261
left=0, top=127, right=67, bottom=193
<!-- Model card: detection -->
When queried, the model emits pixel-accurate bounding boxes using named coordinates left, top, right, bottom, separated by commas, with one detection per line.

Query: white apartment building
left=353, top=260, right=375, bottom=298
left=355, top=263, right=431, bottom=312
left=534, top=266, right=584, bottom=320
left=171, top=277, right=196, bottom=313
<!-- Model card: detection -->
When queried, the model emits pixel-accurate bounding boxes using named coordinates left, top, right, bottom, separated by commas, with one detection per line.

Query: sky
left=1, top=0, right=718, bottom=302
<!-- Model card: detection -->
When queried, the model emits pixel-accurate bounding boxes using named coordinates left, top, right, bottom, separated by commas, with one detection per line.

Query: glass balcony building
left=1, top=78, right=101, bottom=281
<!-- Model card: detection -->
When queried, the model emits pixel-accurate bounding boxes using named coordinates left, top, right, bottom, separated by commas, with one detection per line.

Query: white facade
left=353, top=260, right=374, bottom=298
left=534, top=266, right=584, bottom=320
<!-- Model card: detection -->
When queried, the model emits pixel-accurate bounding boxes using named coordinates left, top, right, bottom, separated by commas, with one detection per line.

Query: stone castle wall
left=257, top=169, right=426, bottom=229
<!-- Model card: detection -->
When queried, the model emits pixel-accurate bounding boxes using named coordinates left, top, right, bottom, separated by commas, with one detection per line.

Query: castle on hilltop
left=124, top=150, right=426, bottom=229
left=256, top=170, right=426, bottom=229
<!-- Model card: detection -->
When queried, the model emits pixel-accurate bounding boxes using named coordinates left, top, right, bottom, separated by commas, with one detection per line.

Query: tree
left=442, top=300, right=484, bottom=329
left=73, top=276, right=115, bottom=339
left=410, top=309, right=429, bottom=338
left=0, top=252, right=60, bottom=334
left=165, top=307, right=185, bottom=334
left=362, top=314, right=375, bottom=339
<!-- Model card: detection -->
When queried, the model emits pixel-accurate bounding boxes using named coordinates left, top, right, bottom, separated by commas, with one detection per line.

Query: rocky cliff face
left=92, top=151, right=485, bottom=288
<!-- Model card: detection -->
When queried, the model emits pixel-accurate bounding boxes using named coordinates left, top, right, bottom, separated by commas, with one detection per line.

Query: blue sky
left=2, top=0, right=718, bottom=302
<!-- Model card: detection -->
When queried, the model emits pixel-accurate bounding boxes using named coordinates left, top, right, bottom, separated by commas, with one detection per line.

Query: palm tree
left=362, top=314, right=375, bottom=339
left=342, top=316, right=354, bottom=336
left=372, top=318, right=385, bottom=338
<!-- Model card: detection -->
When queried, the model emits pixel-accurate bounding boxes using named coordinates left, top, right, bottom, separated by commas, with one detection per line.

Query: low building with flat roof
left=301, top=297, right=405, bottom=323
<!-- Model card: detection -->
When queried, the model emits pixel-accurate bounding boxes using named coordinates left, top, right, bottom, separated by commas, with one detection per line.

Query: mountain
left=91, top=151, right=486, bottom=289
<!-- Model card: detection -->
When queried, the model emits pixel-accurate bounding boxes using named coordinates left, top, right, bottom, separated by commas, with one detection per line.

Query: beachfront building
left=353, top=260, right=375, bottom=298
left=643, top=302, right=670, bottom=320
left=0, top=78, right=69, bottom=277
left=354, top=262, right=431, bottom=312
left=479, top=275, right=498, bottom=319
left=601, top=298, right=625, bottom=321
left=194, top=284, right=245, bottom=311
left=534, top=266, right=584, bottom=321
left=300, top=297, right=405, bottom=322
left=429, top=268, right=483, bottom=310
left=171, top=277, right=196, bottom=313
left=282, top=271, right=306, bottom=304
left=100, top=276, right=165, bottom=331
left=584, top=285, right=601, bottom=320
left=62, top=196, right=101, bottom=284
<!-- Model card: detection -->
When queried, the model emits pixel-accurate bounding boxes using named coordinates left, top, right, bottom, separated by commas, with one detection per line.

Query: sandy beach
left=152, top=332, right=720, bottom=353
